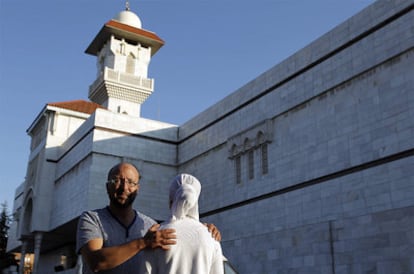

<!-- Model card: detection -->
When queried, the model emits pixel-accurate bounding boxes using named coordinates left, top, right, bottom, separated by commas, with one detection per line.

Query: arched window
left=244, top=138, right=254, bottom=180
left=231, top=144, right=242, bottom=184
left=257, top=132, right=268, bottom=175
left=120, top=42, right=126, bottom=54
left=248, top=150, right=254, bottom=179
left=98, top=56, right=105, bottom=75
left=126, top=53, right=135, bottom=74
left=235, top=156, right=241, bottom=184
left=261, top=143, right=268, bottom=175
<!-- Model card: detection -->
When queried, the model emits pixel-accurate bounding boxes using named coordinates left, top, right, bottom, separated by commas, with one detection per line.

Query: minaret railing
left=89, top=67, right=154, bottom=97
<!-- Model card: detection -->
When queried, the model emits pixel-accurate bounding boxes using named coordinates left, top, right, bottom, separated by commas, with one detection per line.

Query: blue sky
left=0, top=0, right=374, bottom=212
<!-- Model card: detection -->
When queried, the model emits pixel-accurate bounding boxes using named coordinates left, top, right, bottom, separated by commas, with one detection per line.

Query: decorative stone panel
left=227, top=119, right=273, bottom=158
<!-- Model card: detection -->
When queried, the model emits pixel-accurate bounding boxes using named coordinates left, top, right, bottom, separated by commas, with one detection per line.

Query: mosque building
left=6, top=1, right=414, bottom=273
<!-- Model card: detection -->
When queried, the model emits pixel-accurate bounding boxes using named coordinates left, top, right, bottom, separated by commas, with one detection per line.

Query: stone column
left=18, top=241, right=27, bottom=274
left=32, top=232, right=43, bottom=274
left=75, top=255, right=83, bottom=274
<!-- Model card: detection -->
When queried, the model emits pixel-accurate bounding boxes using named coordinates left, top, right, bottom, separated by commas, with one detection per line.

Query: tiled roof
left=85, top=20, right=164, bottom=56
left=48, top=100, right=105, bottom=114
left=107, top=20, right=164, bottom=44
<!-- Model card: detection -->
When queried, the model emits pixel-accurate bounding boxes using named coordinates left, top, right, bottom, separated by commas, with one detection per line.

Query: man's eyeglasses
left=107, top=178, right=139, bottom=188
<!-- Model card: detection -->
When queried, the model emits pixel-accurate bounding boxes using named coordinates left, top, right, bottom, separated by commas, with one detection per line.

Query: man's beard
left=111, top=191, right=137, bottom=208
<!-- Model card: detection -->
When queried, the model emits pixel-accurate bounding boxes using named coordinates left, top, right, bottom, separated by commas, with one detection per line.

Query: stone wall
left=180, top=1, right=414, bottom=273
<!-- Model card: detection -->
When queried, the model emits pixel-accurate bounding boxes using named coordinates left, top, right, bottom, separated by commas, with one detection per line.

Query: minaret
left=85, top=5, right=164, bottom=117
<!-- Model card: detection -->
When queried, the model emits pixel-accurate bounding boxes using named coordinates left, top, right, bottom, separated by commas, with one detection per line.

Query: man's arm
left=80, top=224, right=176, bottom=272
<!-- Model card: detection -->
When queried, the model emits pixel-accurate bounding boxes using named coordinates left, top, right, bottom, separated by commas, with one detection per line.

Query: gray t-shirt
left=76, top=207, right=156, bottom=274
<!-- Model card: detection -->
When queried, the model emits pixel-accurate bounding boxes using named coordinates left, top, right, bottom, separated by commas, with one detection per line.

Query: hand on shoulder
left=144, top=224, right=177, bottom=250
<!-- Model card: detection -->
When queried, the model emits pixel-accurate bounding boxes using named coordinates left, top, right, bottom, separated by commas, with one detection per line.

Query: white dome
left=113, top=10, right=142, bottom=29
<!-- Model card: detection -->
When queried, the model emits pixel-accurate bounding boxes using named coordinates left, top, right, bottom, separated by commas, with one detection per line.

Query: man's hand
left=205, top=223, right=221, bottom=241
left=144, top=224, right=177, bottom=250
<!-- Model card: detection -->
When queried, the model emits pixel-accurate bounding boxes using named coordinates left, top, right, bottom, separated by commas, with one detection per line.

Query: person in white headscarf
left=138, top=173, right=224, bottom=274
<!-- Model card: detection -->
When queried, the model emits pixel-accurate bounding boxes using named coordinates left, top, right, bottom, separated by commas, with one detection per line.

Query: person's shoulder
left=135, top=210, right=156, bottom=224
left=82, top=207, right=106, bottom=214
left=185, top=218, right=205, bottom=229
left=77, top=207, right=108, bottom=230
left=80, top=207, right=107, bottom=219
left=162, top=218, right=204, bottom=230
left=159, top=219, right=174, bottom=229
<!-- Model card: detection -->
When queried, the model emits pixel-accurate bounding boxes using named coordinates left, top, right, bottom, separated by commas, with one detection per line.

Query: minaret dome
left=113, top=10, right=142, bottom=29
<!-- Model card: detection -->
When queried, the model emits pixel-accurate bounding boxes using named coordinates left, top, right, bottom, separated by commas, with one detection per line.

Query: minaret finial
left=125, top=0, right=130, bottom=11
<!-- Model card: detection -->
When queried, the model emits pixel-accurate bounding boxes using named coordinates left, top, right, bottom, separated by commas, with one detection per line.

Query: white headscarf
left=169, top=173, right=201, bottom=221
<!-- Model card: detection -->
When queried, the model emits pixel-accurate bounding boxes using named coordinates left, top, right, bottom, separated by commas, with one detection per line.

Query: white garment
left=138, top=174, right=224, bottom=274
left=139, top=218, right=224, bottom=274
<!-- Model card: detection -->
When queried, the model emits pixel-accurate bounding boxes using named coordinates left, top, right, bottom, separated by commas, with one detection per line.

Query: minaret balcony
left=89, top=67, right=154, bottom=100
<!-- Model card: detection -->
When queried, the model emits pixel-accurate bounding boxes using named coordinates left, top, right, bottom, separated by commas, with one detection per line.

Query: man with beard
left=76, top=162, right=221, bottom=274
